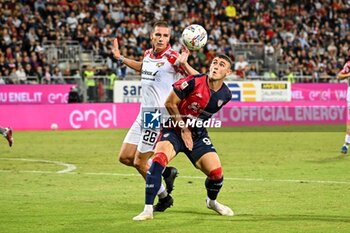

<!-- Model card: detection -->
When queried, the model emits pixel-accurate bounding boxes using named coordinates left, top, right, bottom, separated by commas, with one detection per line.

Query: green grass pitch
left=0, top=128, right=350, bottom=233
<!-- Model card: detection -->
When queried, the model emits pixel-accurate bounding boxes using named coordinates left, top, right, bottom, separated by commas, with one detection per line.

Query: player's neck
left=152, top=44, right=170, bottom=55
left=209, top=79, right=224, bottom=92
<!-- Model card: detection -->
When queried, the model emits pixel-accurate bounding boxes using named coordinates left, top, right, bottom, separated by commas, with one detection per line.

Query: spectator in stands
left=247, top=63, right=258, bottom=79
left=106, top=69, right=117, bottom=102
left=286, top=69, right=295, bottom=83
left=63, top=64, right=72, bottom=77
left=43, top=66, right=51, bottom=84
left=101, top=23, right=114, bottom=38
left=264, top=42, right=275, bottom=55
left=97, top=78, right=105, bottom=102
left=84, top=65, right=97, bottom=102
left=7, top=58, right=16, bottom=71
left=34, top=0, right=45, bottom=12
left=263, top=69, right=277, bottom=80
left=15, top=64, right=26, bottom=83
left=24, top=63, right=35, bottom=77
left=206, top=49, right=217, bottom=63
left=92, top=40, right=101, bottom=55
left=206, top=38, right=218, bottom=51
left=8, top=68, right=17, bottom=83
left=50, top=57, right=58, bottom=72
left=30, top=52, right=40, bottom=70
left=35, top=66, right=44, bottom=83
left=67, top=12, right=78, bottom=31
left=81, top=36, right=93, bottom=50
left=234, top=55, right=249, bottom=79
left=52, top=67, right=65, bottom=84
left=225, top=1, right=237, bottom=18
left=318, top=67, right=329, bottom=83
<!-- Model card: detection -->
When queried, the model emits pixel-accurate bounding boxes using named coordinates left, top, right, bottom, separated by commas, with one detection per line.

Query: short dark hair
left=216, top=54, right=233, bottom=68
left=152, top=21, right=170, bottom=30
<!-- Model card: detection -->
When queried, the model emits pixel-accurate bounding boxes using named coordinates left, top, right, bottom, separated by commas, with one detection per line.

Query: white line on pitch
left=1, top=169, right=348, bottom=185
left=0, top=158, right=76, bottom=174
left=84, top=172, right=350, bottom=184
left=0, top=158, right=349, bottom=185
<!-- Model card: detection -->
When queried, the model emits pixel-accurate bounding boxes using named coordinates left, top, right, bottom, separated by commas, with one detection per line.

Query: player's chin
left=209, top=72, right=217, bottom=78
left=209, top=75, right=217, bottom=81
left=210, top=75, right=223, bottom=81
left=155, top=44, right=166, bottom=50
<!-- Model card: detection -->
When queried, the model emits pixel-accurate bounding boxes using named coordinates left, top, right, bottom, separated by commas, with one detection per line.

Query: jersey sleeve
left=166, top=50, right=188, bottom=77
left=174, top=64, right=188, bottom=77
left=172, top=75, right=196, bottom=100
left=143, top=49, right=152, bottom=58
left=222, top=84, right=233, bottom=106
left=224, top=89, right=233, bottom=105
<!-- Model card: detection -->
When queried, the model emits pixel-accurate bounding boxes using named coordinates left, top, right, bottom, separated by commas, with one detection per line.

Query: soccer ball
left=181, top=24, right=208, bottom=51
left=51, top=123, right=58, bottom=130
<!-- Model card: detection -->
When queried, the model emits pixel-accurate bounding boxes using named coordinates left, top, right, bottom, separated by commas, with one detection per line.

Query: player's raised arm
left=337, top=61, right=350, bottom=81
left=337, top=71, right=350, bottom=80
left=165, top=91, right=193, bottom=151
left=177, top=45, right=199, bottom=75
left=112, top=38, right=143, bottom=72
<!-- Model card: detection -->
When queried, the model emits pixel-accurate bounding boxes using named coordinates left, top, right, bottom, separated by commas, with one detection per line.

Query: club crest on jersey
left=217, top=99, right=223, bottom=107
left=156, top=62, right=165, bottom=67
left=181, top=81, right=189, bottom=90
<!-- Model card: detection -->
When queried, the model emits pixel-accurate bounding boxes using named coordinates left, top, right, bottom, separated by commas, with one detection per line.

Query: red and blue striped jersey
left=172, top=74, right=232, bottom=121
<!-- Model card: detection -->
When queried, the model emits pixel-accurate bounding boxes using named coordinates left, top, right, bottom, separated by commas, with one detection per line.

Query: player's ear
left=225, top=62, right=232, bottom=75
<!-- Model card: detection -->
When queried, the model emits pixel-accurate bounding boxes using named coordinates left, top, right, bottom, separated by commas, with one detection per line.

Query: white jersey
left=339, top=61, right=350, bottom=101
left=140, top=44, right=186, bottom=109
left=122, top=45, right=186, bottom=153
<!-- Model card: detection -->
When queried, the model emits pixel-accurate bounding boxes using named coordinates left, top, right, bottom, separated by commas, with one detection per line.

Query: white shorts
left=123, top=114, right=160, bottom=153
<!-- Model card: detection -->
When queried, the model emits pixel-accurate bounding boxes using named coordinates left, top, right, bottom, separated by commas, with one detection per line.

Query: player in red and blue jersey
left=133, top=54, right=234, bottom=220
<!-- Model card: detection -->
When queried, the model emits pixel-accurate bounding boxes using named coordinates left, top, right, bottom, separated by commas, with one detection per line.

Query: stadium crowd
left=0, top=0, right=350, bottom=84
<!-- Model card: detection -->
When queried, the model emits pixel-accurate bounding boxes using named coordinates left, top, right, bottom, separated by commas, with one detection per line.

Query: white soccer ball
left=51, top=123, right=58, bottom=130
left=181, top=24, right=208, bottom=51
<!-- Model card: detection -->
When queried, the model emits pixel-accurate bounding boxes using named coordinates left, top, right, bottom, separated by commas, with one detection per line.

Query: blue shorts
left=159, top=128, right=217, bottom=166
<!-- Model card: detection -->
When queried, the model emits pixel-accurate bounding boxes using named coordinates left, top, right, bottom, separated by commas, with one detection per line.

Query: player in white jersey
left=112, top=21, right=197, bottom=211
left=337, top=60, right=350, bottom=154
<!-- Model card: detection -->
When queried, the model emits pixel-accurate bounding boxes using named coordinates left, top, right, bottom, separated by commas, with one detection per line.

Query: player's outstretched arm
left=112, top=38, right=143, bottom=72
left=165, top=91, right=193, bottom=151
left=337, top=72, right=350, bottom=81
left=178, top=45, right=199, bottom=75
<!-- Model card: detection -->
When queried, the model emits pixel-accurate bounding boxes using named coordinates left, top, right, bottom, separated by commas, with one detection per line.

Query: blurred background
left=1, top=0, right=349, bottom=103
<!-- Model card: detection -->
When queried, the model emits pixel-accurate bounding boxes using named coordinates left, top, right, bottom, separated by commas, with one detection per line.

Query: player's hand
left=112, top=38, right=121, bottom=60
left=181, top=127, right=193, bottom=151
left=178, top=45, right=190, bottom=65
